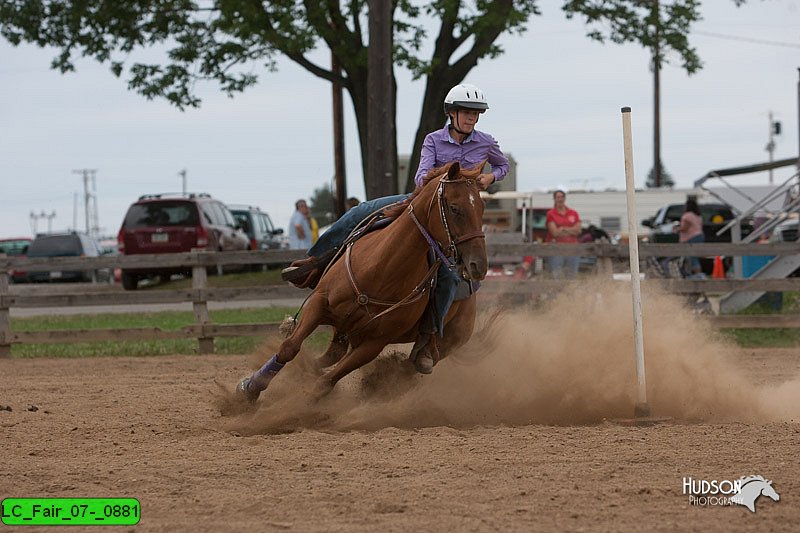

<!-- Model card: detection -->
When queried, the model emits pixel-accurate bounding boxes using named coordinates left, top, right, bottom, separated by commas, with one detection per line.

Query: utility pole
left=44, top=211, right=56, bottom=233
left=766, top=111, right=780, bottom=184
left=178, top=169, right=187, bottom=195
left=652, top=0, right=662, bottom=188
left=29, top=211, right=40, bottom=235
left=332, top=52, right=347, bottom=218
left=73, top=169, right=98, bottom=235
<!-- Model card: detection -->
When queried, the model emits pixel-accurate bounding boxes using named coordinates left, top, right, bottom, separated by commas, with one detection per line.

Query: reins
left=344, top=174, right=484, bottom=333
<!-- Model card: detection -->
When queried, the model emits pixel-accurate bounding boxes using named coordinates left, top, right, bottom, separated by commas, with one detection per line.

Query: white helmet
left=443, top=84, right=489, bottom=114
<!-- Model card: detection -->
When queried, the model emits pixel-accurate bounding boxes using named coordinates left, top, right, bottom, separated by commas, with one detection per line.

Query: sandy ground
left=1, top=285, right=799, bottom=532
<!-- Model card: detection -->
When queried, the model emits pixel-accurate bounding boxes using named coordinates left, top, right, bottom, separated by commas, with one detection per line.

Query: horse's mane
left=382, top=160, right=486, bottom=219
left=740, top=475, right=768, bottom=485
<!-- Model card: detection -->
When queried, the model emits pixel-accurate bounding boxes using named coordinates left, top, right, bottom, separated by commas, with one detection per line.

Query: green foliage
left=562, top=0, right=705, bottom=73
left=309, top=183, right=336, bottom=226
left=10, top=307, right=332, bottom=358
left=719, top=291, right=800, bottom=347
left=645, top=161, right=675, bottom=188
left=1, top=1, right=734, bottom=194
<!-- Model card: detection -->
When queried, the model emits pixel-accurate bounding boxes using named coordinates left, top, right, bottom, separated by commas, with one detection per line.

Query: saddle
left=281, top=215, right=395, bottom=289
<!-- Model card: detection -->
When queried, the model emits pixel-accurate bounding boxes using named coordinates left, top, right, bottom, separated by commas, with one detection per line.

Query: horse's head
left=419, top=162, right=487, bottom=281
left=761, top=480, right=780, bottom=502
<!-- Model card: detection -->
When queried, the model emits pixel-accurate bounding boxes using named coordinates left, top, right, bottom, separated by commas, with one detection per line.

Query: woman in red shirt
left=546, top=189, right=582, bottom=279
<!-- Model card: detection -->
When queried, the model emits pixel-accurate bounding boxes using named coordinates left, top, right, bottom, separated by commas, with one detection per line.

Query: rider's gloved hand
left=477, top=173, right=495, bottom=190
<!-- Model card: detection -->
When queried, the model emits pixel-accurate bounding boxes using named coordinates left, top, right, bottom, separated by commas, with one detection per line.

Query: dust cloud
left=220, top=279, right=800, bottom=434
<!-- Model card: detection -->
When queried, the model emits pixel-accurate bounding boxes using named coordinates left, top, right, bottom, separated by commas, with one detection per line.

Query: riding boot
left=281, top=249, right=337, bottom=288
left=409, top=305, right=438, bottom=374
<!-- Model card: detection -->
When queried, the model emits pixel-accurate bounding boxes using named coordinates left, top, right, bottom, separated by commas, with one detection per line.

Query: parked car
left=769, top=217, right=798, bottom=243
left=117, top=193, right=250, bottom=290
left=228, top=205, right=284, bottom=251
left=25, top=233, right=112, bottom=283
left=0, top=237, right=32, bottom=283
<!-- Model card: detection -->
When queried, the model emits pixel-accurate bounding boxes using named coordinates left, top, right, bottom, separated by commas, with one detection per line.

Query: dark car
left=0, top=237, right=32, bottom=283
left=25, top=233, right=112, bottom=283
left=641, top=202, right=754, bottom=243
left=642, top=202, right=754, bottom=275
left=117, top=193, right=250, bottom=290
left=228, top=205, right=284, bottom=251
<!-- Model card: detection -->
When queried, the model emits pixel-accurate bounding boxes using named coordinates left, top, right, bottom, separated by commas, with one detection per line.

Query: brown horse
left=236, top=161, right=487, bottom=402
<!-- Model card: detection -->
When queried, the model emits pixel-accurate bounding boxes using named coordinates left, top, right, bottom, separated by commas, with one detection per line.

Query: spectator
left=674, top=197, right=704, bottom=274
left=546, top=189, right=582, bottom=279
left=345, top=197, right=360, bottom=211
left=288, top=199, right=312, bottom=250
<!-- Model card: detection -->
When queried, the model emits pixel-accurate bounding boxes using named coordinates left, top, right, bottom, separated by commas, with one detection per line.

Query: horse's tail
left=279, top=315, right=297, bottom=338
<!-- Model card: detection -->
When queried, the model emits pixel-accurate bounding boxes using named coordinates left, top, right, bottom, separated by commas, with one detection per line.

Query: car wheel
left=121, top=271, right=139, bottom=291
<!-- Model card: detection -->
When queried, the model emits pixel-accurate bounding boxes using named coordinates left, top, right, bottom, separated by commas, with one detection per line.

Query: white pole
left=621, top=107, right=650, bottom=418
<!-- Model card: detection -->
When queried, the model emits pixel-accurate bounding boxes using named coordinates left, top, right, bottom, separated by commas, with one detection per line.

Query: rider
left=253, top=84, right=507, bottom=396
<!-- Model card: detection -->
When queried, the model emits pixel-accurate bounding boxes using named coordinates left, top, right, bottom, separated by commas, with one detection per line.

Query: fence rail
left=1, top=242, right=798, bottom=356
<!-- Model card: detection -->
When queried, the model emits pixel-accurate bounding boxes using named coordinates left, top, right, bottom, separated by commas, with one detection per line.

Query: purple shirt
left=413, top=126, right=509, bottom=186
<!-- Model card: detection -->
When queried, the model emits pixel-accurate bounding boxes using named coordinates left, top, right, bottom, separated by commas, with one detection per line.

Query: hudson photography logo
left=682, top=475, right=780, bottom=513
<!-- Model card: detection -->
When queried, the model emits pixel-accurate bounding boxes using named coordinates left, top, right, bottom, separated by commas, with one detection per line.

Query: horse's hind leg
left=236, top=294, right=325, bottom=402
left=311, top=339, right=387, bottom=400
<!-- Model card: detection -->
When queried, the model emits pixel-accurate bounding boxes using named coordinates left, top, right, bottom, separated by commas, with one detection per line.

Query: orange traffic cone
left=712, top=256, right=725, bottom=279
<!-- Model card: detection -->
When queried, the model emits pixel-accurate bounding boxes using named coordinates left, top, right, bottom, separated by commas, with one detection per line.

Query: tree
left=0, top=1, right=538, bottom=197
left=308, top=183, right=336, bottom=226
left=645, top=161, right=675, bottom=188
left=0, top=2, right=738, bottom=195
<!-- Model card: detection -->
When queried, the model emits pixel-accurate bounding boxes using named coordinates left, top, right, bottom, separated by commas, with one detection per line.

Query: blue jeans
left=684, top=233, right=704, bottom=273
left=308, top=194, right=408, bottom=257
left=548, top=255, right=579, bottom=279
left=307, top=193, right=458, bottom=335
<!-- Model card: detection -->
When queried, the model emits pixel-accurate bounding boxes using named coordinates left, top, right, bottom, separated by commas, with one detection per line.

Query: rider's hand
left=477, top=173, right=496, bottom=190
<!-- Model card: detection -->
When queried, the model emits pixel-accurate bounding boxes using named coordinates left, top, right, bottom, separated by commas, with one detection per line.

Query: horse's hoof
left=235, top=377, right=261, bottom=403
left=414, top=353, right=434, bottom=375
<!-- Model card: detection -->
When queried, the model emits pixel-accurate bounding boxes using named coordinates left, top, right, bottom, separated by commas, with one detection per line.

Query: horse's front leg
left=311, top=338, right=388, bottom=400
left=236, top=294, right=325, bottom=402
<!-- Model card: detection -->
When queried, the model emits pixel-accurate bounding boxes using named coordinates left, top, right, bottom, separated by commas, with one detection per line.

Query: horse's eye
left=449, top=204, right=463, bottom=216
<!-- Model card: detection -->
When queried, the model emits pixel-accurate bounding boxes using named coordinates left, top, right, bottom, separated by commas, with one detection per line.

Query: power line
left=694, top=30, right=800, bottom=49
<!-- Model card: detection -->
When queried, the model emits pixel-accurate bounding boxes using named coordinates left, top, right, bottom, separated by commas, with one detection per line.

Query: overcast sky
left=1, top=1, right=798, bottom=238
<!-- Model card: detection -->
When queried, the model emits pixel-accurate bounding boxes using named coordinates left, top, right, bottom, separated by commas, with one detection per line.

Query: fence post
left=191, top=249, right=214, bottom=354
left=0, top=255, right=10, bottom=358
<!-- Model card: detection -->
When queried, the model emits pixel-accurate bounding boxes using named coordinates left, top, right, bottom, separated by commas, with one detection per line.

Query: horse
left=235, top=161, right=488, bottom=403
left=731, top=475, right=780, bottom=513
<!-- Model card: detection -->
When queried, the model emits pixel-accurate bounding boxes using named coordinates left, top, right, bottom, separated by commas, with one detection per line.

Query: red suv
left=117, top=193, right=250, bottom=290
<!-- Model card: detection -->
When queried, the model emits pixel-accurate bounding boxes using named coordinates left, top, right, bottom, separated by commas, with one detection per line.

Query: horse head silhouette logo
left=731, top=475, right=780, bottom=513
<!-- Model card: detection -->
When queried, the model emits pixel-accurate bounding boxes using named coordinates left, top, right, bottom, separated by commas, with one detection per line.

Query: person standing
left=288, top=199, right=312, bottom=250
left=675, top=197, right=704, bottom=274
left=546, top=189, right=582, bottom=279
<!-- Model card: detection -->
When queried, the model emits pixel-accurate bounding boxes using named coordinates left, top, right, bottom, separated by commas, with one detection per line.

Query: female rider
left=259, top=84, right=508, bottom=391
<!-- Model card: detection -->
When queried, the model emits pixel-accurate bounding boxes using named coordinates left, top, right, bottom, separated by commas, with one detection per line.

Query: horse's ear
left=447, top=162, right=461, bottom=180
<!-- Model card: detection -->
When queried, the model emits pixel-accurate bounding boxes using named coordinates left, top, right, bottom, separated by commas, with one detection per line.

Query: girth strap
left=344, top=243, right=440, bottom=333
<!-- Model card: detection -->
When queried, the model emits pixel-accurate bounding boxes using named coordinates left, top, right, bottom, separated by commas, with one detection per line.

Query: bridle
left=343, top=172, right=485, bottom=333
left=409, top=174, right=485, bottom=266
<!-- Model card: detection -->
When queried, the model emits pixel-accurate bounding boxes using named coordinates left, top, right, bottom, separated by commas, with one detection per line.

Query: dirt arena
left=1, top=286, right=799, bottom=531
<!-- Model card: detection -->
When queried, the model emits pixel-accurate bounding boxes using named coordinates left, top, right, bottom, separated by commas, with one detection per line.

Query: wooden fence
left=1, top=242, right=799, bottom=356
